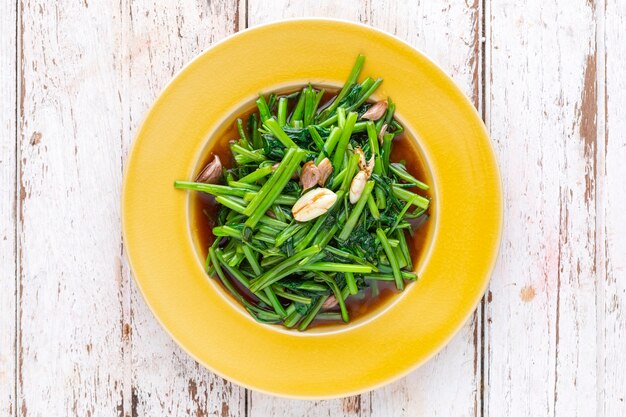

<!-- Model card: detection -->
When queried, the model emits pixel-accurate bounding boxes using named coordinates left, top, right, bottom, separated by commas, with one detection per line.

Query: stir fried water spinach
left=174, top=55, right=430, bottom=330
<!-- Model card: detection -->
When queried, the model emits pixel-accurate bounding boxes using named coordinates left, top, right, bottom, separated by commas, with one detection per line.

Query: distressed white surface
left=367, top=1, right=483, bottom=416
left=602, top=0, right=626, bottom=414
left=485, top=0, right=602, bottom=416
left=120, top=1, right=245, bottom=416
left=2, top=0, right=625, bottom=416
left=1, top=1, right=17, bottom=416
left=17, top=1, right=126, bottom=416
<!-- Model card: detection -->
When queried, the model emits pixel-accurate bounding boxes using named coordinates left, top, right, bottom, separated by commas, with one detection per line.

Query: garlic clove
left=300, top=161, right=320, bottom=191
left=361, top=100, right=388, bottom=121
left=292, top=188, right=338, bottom=222
left=196, top=155, right=222, bottom=184
left=349, top=171, right=368, bottom=204
left=316, top=158, right=333, bottom=187
left=322, top=295, right=338, bottom=309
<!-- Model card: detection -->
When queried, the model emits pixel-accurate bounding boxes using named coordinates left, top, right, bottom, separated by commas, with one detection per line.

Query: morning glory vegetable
left=175, top=55, right=430, bottom=330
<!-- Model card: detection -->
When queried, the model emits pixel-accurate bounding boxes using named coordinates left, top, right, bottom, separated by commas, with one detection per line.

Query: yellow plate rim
left=122, top=17, right=503, bottom=399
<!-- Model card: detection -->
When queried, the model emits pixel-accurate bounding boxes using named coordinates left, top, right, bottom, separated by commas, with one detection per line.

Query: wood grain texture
left=17, top=1, right=126, bottom=415
left=0, top=1, right=17, bottom=416
left=601, top=0, right=626, bottom=414
left=485, top=0, right=600, bottom=415
left=6, top=0, right=626, bottom=416
left=120, top=1, right=246, bottom=416
left=246, top=1, right=483, bottom=416
left=367, top=1, right=483, bottom=415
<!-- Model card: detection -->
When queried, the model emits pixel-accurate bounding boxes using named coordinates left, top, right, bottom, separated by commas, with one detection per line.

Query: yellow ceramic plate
left=122, top=19, right=502, bottom=398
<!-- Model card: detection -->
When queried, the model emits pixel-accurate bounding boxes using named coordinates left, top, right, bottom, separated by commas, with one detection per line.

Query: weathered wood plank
left=245, top=2, right=370, bottom=415
left=17, top=1, right=126, bottom=415
left=246, top=2, right=482, bottom=416
left=368, top=1, right=483, bottom=415
left=485, top=0, right=599, bottom=415
left=0, top=1, right=17, bottom=416
left=120, top=1, right=246, bottom=416
left=601, top=0, right=626, bottom=414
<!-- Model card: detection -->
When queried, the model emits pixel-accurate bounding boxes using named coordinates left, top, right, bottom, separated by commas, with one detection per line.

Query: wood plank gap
left=594, top=0, right=607, bottom=416
left=478, top=0, right=487, bottom=415
left=119, top=1, right=133, bottom=414
left=13, top=0, right=19, bottom=416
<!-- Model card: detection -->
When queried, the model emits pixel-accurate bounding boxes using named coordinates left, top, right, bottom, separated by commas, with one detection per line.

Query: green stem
left=275, top=223, right=309, bottom=247
left=277, top=97, right=288, bottom=126
left=365, top=271, right=417, bottom=281
left=337, top=107, right=346, bottom=128
left=243, top=192, right=297, bottom=206
left=238, top=165, right=274, bottom=184
left=318, top=54, right=365, bottom=120
left=307, top=126, right=325, bottom=152
left=298, top=295, right=328, bottom=331
left=212, top=225, right=242, bottom=239
left=367, top=194, right=380, bottom=219
left=256, top=95, right=271, bottom=122
left=243, top=148, right=295, bottom=217
left=340, top=152, right=360, bottom=193
left=345, top=271, right=358, bottom=295
left=231, top=143, right=266, bottom=162
left=215, top=196, right=247, bottom=214
left=339, top=181, right=375, bottom=240
left=290, top=88, right=306, bottom=125
left=236, top=118, right=250, bottom=149
left=248, top=113, right=262, bottom=149
left=284, top=309, right=303, bottom=328
left=273, top=287, right=312, bottom=304
left=395, top=229, right=413, bottom=271
left=174, top=181, right=245, bottom=197
left=332, top=112, right=358, bottom=170
left=316, top=126, right=342, bottom=164
left=389, top=163, right=429, bottom=190
left=319, top=274, right=349, bottom=322
left=347, top=78, right=383, bottom=112
left=392, top=185, right=430, bottom=210
left=245, top=149, right=306, bottom=228
left=376, top=228, right=403, bottom=290
left=263, top=118, right=298, bottom=148
left=301, top=263, right=372, bottom=273
left=381, top=132, right=393, bottom=174
left=249, top=245, right=321, bottom=292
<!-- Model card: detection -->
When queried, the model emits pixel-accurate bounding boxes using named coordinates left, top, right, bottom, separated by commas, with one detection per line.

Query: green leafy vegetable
left=174, top=55, right=431, bottom=330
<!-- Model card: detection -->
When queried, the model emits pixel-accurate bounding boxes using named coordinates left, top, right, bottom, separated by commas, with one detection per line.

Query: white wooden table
left=1, top=0, right=625, bottom=416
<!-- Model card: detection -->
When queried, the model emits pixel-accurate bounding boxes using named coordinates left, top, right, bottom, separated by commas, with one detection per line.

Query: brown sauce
left=189, top=86, right=434, bottom=329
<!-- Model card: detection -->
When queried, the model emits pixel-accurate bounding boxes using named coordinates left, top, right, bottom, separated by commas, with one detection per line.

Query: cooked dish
left=175, top=55, right=431, bottom=330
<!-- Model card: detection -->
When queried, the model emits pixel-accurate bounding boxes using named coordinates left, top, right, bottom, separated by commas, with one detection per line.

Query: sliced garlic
left=292, top=188, right=337, bottom=222
left=349, top=171, right=368, bottom=204
left=361, top=100, right=388, bottom=121
left=316, top=158, right=333, bottom=187
left=378, top=123, right=388, bottom=144
left=196, top=155, right=222, bottom=184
